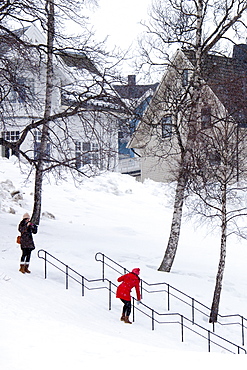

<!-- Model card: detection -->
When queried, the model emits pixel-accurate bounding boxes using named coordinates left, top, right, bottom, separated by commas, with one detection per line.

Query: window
left=91, top=143, right=99, bottom=165
left=208, top=151, right=221, bottom=166
left=75, top=141, right=99, bottom=168
left=2, top=131, right=20, bottom=142
left=1, top=131, right=20, bottom=158
left=161, top=116, right=172, bottom=138
left=10, top=77, right=35, bottom=103
left=82, top=142, right=91, bottom=165
left=182, top=69, right=188, bottom=87
left=34, top=142, right=51, bottom=160
left=33, top=130, right=50, bottom=160
left=201, top=106, right=212, bottom=129
left=75, top=142, right=82, bottom=169
left=34, top=130, right=42, bottom=142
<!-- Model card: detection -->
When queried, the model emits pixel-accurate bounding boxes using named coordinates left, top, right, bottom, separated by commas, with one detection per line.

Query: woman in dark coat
left=116, top=268, right=141, bottom=324
left=18, top=213, right=38, bottom=273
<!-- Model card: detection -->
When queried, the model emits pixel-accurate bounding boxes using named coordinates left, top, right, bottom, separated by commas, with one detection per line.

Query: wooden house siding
left=128, top=47, right=247, bottom=183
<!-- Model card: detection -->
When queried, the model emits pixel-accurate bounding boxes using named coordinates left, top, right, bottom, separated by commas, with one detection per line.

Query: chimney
left=232, top=44, right=247, bottom=64
left=128, top=75, right=136, bottom=85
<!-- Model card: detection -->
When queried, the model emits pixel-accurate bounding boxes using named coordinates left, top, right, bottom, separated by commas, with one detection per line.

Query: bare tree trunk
left=32, top=0, right=54, bottom=225
left=209, top=185, right=227, bottom=323
left=158, top=169, right=187, bottom=271
left=158, top=0, right=204, bottom=272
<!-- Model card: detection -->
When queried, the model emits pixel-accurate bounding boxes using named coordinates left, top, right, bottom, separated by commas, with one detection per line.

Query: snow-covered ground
left=0, top=156, right=247, bottom=369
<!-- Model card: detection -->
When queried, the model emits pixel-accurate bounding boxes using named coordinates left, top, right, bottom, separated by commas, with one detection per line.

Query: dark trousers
left=20, top=249, right=32, bottom=263
left=121, top=299, right=131, bottom=317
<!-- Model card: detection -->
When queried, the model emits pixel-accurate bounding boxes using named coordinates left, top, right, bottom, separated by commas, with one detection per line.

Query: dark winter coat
left=116, top=272, right=141, bottom=301
left=18, top=218, right=38, bottom=250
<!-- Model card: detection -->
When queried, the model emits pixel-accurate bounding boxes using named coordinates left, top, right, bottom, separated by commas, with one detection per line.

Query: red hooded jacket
left=116, top=272, right=141, bottom=301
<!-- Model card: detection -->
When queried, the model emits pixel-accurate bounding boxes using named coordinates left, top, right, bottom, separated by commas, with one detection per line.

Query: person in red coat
left=116, top=268, right=141, bottom=324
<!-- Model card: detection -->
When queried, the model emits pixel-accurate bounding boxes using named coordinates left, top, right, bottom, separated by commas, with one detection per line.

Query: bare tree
left=32, top=0, right=55, bottom=224
left=138, top=0, right=247, bottom=272
left=185, top=97, right=247, bottom=322
left=0, top=0, right=129, bottom=224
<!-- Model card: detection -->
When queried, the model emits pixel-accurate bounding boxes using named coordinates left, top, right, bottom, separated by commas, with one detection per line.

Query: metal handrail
left=131, top=298, right=245, bottom=354
left=37, top=249, right=246, bottom=354
left=95, top=251, right=247, bottom=346
left=38, top=249, right=116, bottom=310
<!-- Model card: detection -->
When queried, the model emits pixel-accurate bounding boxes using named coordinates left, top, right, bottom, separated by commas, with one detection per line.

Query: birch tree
left=32, top=0, right=55, bottom=224
left=0, top=0, right=128, bottom=224
left=139, top=0, right=247, bottom=272
left=185, top=106, right=247, bottom=322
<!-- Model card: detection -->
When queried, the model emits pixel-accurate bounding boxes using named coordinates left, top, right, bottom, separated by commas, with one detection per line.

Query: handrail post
left=132, top=297, right=135, bottom=323
left=181, top=315, right=184, bottom=342
left=81, top=276, right=84, bottom=297
left=102, top=254, right=105, bottom=282
left=66, top=265, right=68, bottom=289
left=208, top=330, right=211, bottom=352
left=109, top=281, right=112, bottom=310
left=167, top=284, right=170, bottom=311
left=151, top=309, right=155, bottom=330
left=241, top=316, right=244, bottom=346
left=44, top=250, right=47, bottom=279
left=192, top=298, right=195, bottom=324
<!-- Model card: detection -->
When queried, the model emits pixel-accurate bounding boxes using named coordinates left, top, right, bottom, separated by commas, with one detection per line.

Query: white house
left=0, top=24, right=121, bottom=173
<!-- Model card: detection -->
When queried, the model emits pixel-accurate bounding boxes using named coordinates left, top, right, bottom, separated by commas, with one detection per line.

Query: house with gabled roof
left=127, top=45, right=247, bottom=183
left=0, top=24, right=124, bottom=173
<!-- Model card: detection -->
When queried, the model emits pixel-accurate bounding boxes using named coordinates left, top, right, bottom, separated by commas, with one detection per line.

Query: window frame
left=182, top=69, right=189, bottom=87
left=1, top=130, right=20, bottom=158
left=161, top=116, right=173, bottom=138
left=201, top=106, right=212, bottom=129
left=33, top=130, right=50, bottom=160
left=9, top=77, right=35, bottom=103
left=208, top=150, right=221, bottom=166
left=2, top=130, right=20, bottom=142
left=75, top=141, right=99, bottom=168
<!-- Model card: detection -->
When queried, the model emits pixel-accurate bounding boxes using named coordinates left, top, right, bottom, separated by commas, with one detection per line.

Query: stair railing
left=37, top=249, right=246, bottom=354
left=131, top=298, right=246, bottom=354
left=95, top=252, right=247, bottom=346
left=38, top=249, right=114, bottom=310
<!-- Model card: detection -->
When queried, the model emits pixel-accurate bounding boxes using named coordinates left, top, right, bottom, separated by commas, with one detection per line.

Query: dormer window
left=161, top=116, right=172, bottom=138
left=201, top=106, right=212, bottom=129
left=182, top=69, right=188, bottom=87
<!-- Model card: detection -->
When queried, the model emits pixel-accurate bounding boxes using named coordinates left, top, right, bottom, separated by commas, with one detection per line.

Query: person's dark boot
left=124, top=316, right=132, bottom=324
left=120, top=315, right=125, bottom=321
left=19, top=264, right=25, bottom=273
left=24, top=264, right=31, bottom=273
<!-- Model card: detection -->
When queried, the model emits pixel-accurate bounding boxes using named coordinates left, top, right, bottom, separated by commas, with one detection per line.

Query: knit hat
left=23, top=212, right=30, bottom=219
left=132, top=268, right=140, bottom=275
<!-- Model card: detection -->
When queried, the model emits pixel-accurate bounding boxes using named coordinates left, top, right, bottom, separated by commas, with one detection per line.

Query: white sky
left=86, top=0, right=152, bottom=50
left=85, top=1, right=246, bottom=79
